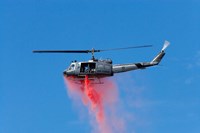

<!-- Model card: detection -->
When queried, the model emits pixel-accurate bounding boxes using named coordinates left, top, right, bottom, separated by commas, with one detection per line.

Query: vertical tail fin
left=151, top=40, right=170, bottom=65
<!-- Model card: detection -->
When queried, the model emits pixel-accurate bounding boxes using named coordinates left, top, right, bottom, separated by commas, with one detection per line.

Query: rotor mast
left=91, top=48, right=95, bottom=60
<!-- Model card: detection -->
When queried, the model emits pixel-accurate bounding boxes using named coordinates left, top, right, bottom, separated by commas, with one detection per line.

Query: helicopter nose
left=63, top=71, right=67, bottom=75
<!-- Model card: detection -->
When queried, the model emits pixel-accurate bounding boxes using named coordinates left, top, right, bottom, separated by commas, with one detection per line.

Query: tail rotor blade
left=162, top=40, right=170, bottom=51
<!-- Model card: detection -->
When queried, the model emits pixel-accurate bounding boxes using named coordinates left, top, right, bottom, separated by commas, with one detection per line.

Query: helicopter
left=33, top=40, right=170, bottom=83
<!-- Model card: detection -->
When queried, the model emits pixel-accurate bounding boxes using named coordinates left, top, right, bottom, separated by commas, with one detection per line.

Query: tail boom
left=112, top=40, right=170, bottom=74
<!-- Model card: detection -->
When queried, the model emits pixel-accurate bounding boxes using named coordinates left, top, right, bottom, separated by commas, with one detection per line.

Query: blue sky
left=1, top=0, right=200, bottom=133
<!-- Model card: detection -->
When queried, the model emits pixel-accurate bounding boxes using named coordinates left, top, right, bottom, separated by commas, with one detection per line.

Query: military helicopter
left=33, top=40, right=170, bottom=83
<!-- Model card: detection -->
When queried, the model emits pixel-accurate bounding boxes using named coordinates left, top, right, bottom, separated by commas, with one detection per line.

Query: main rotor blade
left=33, top=50, right=99, bottom=53
left=100, top=45, right=152, bottom=52
left=33, top=45, right=152, bottom=54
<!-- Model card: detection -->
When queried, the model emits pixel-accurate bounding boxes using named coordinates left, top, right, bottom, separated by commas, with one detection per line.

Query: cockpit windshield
left=68, top=63, right=75, bottom=70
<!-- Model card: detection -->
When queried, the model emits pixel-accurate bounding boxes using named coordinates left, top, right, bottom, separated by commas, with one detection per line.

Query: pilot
left=85, top=64, right=90, bottom=73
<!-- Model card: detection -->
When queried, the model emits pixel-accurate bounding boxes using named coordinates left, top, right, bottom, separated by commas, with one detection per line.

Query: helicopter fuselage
left=63, top=59, right=114, bottom=80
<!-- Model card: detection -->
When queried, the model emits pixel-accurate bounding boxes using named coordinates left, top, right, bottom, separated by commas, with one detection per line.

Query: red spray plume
left=64, top=76, right=125, bottom=133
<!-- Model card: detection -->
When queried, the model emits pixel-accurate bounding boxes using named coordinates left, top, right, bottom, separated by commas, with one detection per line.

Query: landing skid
left=66, top=75, right=104, bottom=84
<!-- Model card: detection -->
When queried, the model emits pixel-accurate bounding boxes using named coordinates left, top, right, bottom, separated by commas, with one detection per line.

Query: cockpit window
left=68, top=64, right=75, bottom=70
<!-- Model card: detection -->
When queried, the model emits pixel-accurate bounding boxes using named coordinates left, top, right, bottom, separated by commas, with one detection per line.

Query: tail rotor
left=162, top=40, right=170, bottom=51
